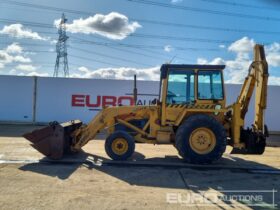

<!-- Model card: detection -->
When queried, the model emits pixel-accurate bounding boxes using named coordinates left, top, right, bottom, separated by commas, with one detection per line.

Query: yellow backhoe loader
left=24, top=44, right=269, bottom=164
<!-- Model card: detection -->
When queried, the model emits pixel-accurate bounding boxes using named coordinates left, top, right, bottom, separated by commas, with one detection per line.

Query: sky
left=0, top=0, right=280, bottom=85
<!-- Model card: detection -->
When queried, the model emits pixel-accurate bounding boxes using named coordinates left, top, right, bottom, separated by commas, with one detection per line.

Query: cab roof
left=160, top=64, right=226, bottom=79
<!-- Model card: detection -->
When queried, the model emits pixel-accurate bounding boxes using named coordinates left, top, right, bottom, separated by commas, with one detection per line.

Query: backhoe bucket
left=23, top=120, right=83, bottom=159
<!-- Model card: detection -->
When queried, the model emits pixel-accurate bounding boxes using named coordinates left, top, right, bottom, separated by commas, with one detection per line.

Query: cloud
left=8, top=66, right=48, bottom=77
left=55, top=12, right=141, bottom=40
left=171, top=0, right=183, bottom=3
left=16, top=71, right=49, bottom=77
left=5, top=43, right=23, bottom=54
left=219, top=44, right=226, bottom=49
left=227, top=39, right=280, bottom=85
left=266, top=42, right=280, bottom=52
left=25, top=72, right=49, bottom=77
left=210, top=57, right=225, bottom=65
left=9, top=69, right=17, bottom=74
left=197, top=58, right=208, bottom=64
left=0, top=43, right=32, bottom=71
left=265, top=42, right=280, bottom=67
left=269, top=76, right=280, bottom=86
left=196, top=37, right=280, bottom=85
left=0, top=51, right=13, bottom=64
left=164, top=45, right=173, bottom=52
left=225, top=55, right=251, bottom=84
left=197, top=37, right=256, bottom=84
left=0, top=52, right=31, bottom=65
left=0, top=52, right=31, bottom=64
left=266, top=53, right=280, bottom=67
left=12, top=55, right=31, bottom=63
left=228, top=37, right=255, bottom=53
left=15, top=64, right=36, bottom=72
left=0, top=24, right=47, bottom=40
left=197, top=57, right=225, bottom=65
left=71, top=66, right=160, bottom=80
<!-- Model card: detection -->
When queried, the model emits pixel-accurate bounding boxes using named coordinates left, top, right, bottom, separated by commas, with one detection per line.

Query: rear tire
left=105, top=131, right=135, bottom=160
left=175, top=114, right=226, bottom=164
left=242, top=130, right=266, bottom=154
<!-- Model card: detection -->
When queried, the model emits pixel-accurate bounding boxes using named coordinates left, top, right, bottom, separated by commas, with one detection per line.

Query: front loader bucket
left=23, top=120, right=83, bottom=159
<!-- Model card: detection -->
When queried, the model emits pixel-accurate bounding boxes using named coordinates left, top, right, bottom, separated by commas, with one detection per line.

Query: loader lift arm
left=24, top=105, right=159, bottom=159
left=230, top=44, right=269, bottom=153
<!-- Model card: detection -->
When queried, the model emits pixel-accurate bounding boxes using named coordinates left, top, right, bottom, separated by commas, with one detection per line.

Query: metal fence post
left=32, top=76, right=38, bottom=124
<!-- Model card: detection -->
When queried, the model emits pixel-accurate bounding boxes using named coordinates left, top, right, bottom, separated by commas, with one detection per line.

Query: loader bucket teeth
left=23, top=120, right=83, bottom=159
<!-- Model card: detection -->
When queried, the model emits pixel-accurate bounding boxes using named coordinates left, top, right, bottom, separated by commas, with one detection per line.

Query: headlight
left=214, top=104, right=222, bottom=115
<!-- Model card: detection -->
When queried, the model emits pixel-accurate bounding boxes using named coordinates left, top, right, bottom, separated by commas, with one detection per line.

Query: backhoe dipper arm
left=236, top=44, right=269, bottom=132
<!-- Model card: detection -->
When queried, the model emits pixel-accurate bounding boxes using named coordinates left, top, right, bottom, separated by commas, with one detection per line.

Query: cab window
left=198, top=71, right=223, bottom=100
left=167, top=69, right=195, bottom=104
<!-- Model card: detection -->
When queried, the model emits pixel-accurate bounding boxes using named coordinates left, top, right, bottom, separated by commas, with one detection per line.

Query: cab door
left=162, top=69, right=195, bottom=124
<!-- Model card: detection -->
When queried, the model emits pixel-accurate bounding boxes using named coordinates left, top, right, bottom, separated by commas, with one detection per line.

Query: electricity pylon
left=53, top=13, right=69, bottom=77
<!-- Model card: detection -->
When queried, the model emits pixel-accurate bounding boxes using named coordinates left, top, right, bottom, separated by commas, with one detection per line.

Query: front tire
left=175, top=114, right=226, bottom=164
left=105, top=131, right=135, bottom=160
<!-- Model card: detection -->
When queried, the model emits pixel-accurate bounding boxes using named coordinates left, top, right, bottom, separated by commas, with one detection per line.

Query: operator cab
left=160, top=64, right=225, bottom=105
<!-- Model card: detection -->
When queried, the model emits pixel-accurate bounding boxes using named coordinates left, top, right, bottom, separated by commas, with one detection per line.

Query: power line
left=0, top=24, right=233, bottom=48
left=70, top=36, right=209, bottom=63
left=7, top=28, right=231, bottom=46
left=125, top=0, right=280, bottom=21
left=72, top=36, right=227, bottom=50
left=2, top=0, right=280, bottom=24
left=133, top=18, right=280, bottom=35
left=0, top=40, right=193, bottom=67
left=131, top=33, right=232, bottom=44
left=2, top=16, right=280, bottom=36
left=1, top=0, right=92, bottom=16
left=0, top=41, right=197, bottom=68
left=70, top=36, right=224, bottom=62
left=70, top=46, right=150, bottom=67
left=0, top=18, right=55, bottom=29
left=3, top=60, right=83, bottom=67
left=198, top=0, right=280, bottom=11
left=69, top=54, right=124, bottom=67
left=0, top=32, right=238, bottom=45
left=89, top=41, right=170, bottom=61
left=70, top=35, right=223, bottom=60
left=0, top=41, right=54, bottom=47
left=0, top=38, right=170, bottom=62
left=0, top=26, right=239, bottom=46
left=0, top=0, right=277, bottom=59
left=0, top=51, right=127, bottom=68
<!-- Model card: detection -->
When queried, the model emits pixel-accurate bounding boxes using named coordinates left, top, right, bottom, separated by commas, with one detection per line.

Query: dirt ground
left=0, top=124, right=279, bottom=210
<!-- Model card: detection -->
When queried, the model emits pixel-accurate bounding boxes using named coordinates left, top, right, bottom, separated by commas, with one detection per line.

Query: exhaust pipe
left=23, top=120, right=82, bottom=159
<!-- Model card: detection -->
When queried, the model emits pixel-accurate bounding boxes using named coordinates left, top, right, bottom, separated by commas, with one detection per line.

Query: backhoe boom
left=230, top=44, right=268, bottom=153
left=237, top=44, right=268, bottom=132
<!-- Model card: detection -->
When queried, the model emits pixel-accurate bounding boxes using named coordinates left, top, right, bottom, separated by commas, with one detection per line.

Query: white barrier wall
left=225, top=85, right=280, bottom=131
left=0, top=75, right=279, bottom=131
left=0, top=76, right=34, bottom=122
left=36, top=77, right=158, bottom=123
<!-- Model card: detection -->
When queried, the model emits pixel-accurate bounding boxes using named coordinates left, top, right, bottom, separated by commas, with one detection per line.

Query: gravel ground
left=0, top=124, right=279, bottom=210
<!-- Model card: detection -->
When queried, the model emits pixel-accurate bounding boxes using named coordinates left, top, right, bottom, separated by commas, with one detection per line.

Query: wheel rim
left=189, top=127, right=216, bottom=154
left=112, top=138, right=128, bottom=155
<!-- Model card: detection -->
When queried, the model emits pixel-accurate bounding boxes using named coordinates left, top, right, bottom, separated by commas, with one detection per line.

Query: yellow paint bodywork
left=111, top=138, right=129, bottom=155
left=189, top=127, right=216, bottom=154
left=71, top=45, right=268, bottom=151
left=228, top=44, right=268, bottom=147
